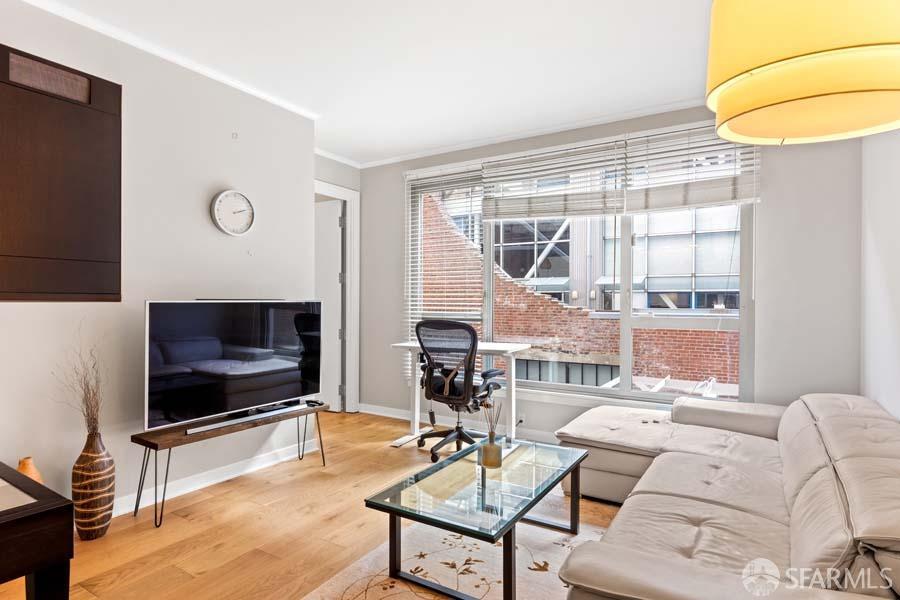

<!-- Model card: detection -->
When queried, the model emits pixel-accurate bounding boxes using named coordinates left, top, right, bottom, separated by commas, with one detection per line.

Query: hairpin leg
left=298, top=414, right=309, bottom=460
left=133, top=447, right=150, bottom=517
left=153, top=449, right=171, bottom=528
left=316, top=412, right=326, bottom=467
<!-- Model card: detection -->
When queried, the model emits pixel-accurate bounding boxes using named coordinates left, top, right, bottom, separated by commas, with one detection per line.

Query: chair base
left=417, top=420, right=486, bottom=462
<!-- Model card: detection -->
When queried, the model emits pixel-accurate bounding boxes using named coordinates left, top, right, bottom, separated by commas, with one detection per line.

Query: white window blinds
left=481, top=123, right=759, bottom=220
left=624, top=125, right=759, bottom=213
left=481, top=139, right=626, bottom=220
left=404, top=168, right=485, bottom=368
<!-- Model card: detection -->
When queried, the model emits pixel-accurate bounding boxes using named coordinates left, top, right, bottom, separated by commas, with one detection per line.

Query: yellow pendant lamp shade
left=706, top=0, right=900, bottom=145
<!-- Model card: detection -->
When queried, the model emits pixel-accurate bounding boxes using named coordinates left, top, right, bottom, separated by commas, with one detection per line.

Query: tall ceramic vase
left=72, top=432, right=115, bottom=541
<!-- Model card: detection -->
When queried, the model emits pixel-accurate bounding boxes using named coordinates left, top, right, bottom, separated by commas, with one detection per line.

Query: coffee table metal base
left=389, top=514, right=516, bottom=600
left=386, top=465, right=580, bottom=600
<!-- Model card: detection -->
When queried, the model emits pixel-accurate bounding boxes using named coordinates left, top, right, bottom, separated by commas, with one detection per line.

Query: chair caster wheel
left=430, top=453, right=439, bottom=463
left=417, top=438, right=426, bottom=448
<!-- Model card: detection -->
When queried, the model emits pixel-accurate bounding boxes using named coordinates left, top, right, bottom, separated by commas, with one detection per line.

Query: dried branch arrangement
left=59, top=344, right=103, bottom=435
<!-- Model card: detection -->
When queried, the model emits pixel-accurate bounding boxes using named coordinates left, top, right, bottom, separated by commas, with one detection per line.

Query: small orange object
left=16, top=456, right=43, bottom=484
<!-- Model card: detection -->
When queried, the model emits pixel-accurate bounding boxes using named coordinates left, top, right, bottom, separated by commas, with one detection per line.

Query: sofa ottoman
left=555, top=406, right=675, bottom=502
left=555, top=398, right=786, bottom=502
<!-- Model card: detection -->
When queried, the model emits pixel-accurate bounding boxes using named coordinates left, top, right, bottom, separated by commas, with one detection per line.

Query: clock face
left=211, top=190, right=254, bottom=236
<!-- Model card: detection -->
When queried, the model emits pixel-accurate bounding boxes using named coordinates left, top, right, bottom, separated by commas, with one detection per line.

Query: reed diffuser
left=481, top=397, right=503, bottom=468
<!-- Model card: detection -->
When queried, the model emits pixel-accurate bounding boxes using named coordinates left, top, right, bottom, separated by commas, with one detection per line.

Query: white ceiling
left=23, top=0, right=713, bottom=167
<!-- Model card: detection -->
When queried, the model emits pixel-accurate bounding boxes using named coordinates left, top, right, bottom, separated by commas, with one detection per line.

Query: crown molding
left=314, top=147, right=361, bottom=169
left=358, top=98, right=708, bottom=169
left=19, top=0, right=320, bottom=121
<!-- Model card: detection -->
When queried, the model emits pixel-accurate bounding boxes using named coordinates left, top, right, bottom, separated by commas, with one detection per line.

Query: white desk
left=390, top=340, right=532, bottom=446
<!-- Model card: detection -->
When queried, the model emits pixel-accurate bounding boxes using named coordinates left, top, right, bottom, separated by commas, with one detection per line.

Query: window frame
left=493, top=218, right=571, bottom=283
left=483, top=202, right=755, bottom=404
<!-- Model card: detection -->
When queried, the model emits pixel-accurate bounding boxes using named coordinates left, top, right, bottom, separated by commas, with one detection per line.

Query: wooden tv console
left=130, top=402, right=329, bottom=527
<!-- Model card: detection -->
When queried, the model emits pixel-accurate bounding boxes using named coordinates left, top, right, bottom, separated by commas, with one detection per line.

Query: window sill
left=495, top=380, right=677, bottom=409
left=587, top=310, right=739, bottom=319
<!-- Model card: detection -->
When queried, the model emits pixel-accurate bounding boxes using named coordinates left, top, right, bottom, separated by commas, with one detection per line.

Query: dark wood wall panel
left=0, top=256, right=119, bottom=296
left=0, top=44, right=121, bottom=301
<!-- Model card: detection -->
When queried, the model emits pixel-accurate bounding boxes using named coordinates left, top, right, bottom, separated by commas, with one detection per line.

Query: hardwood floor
left=0, top=413, right=618, bottom=599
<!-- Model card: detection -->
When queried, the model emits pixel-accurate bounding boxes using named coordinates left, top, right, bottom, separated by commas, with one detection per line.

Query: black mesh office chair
left=415, top=320, right=505, bottom=462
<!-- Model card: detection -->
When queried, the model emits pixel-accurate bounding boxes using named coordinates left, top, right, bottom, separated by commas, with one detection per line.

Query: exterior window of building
left=600, top=205, right=740, bottom=314
left=493, top=219, right=571, bottom=302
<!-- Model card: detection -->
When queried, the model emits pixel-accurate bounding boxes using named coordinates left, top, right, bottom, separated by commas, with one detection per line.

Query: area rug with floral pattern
left=304, top=520, right=605, bottom=599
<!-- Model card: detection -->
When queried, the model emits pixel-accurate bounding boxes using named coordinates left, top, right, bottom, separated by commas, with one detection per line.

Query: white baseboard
left=358, top=402, right=413, bottom=421
left=112, top=438, right=320, bottom=518
left=425, top=413, right=557, bottom=444
left=358, top=402, right=557, bottom=444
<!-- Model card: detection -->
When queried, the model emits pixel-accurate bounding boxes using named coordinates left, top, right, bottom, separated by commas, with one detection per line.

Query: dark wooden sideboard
left=0, top=44, right=122, bottom=301
left=0, top=462, right=74, bottom=599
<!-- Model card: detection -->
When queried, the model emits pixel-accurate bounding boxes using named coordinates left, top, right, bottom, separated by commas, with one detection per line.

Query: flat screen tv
left=145, top=300, right=321, bottom=431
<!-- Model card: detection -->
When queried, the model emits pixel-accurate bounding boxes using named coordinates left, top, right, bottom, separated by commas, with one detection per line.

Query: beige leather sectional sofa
left=556, top=394, right=900, bottom=599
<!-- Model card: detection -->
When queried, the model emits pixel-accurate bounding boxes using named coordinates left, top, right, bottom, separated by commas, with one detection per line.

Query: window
left=493, top=218, right=571, bottom=302
left=406, top=123, right=758, bottom=401
left=600, top=206, right=741, bottom=313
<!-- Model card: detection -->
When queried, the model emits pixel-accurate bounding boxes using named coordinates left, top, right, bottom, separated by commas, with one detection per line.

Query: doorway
left=314, top=181, right=360, bottom=413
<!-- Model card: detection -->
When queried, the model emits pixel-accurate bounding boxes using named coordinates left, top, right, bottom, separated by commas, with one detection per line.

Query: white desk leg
left=505, top=351, right=517, bottom=440
left=390, top=349, right=431, bottom=447
left=410, top=348, right=421, bottom=436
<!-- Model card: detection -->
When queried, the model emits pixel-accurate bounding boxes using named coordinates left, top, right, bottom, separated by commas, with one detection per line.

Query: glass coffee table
left=365, top=439, right=587, bottom=600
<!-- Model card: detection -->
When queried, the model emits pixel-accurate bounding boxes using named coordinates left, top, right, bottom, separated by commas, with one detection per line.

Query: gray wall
left=0, top=1, right=316, bottom=504
left=360, top=107, right=863, bottom=424
left=754, top=141, right=862, bottom=404
left=315, top=154, right=360, bottom=191
left=861, top=130, right=900, bottom=417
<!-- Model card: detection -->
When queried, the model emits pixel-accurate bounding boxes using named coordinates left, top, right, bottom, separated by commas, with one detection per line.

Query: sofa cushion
left=558, top=441, right=654, bottom=478
left=559, top=542, right=761, bottom=600
left=780, top=421, right=831, bottom=511
left=222, top=344, right=275, bottom=362
left=661, top=424, right=783, bottom=473
left=630, top=452, right=789, bottom=525
left=873, top=550, right=900, bottom=596
left=602, top=493, right=790, bottom=575
left=819, top=417, right=900, bottom=461
left=778, top=398, right=817, bottom=444
left=555, top=405, right=674, bottom=457
left=800, top=393, right=894, bottom=421
left=846, top=551, right=898, bottom=598
left=672, top=397, right=785, bottom=439
left=834, top=457, right=900, bottom=552
left=777, top=399, right=832, bottom=510
left=789, top=467, right=855, bottom=578
left=148, top=341, right=165, bottom=367
left=148, top=364, right=192, bottom=379
left=567, top=468, right=640, bottom=504
left=180, top=358, right=298, bottom=379
left=158, top=337, right=224, bottom=364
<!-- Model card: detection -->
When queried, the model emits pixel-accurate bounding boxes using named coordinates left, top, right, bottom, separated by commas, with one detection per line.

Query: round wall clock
left=210, top=190, right=255, bottom=236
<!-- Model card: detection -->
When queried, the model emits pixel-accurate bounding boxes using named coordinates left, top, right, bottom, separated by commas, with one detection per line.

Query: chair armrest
left=559, top=542, right=878, bottom=600
left=672, top=397, right=785, bottom=439
left=480, top=368, right=505, bottom=380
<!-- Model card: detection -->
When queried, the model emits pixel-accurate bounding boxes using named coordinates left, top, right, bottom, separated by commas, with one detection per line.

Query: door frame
left=314, top=180, right=361, bottom=413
